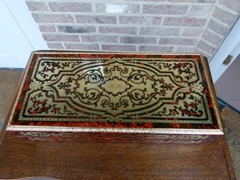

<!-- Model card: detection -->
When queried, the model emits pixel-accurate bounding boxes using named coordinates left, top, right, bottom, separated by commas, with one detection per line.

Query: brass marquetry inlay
left=19, top=57, right=212, bottom=124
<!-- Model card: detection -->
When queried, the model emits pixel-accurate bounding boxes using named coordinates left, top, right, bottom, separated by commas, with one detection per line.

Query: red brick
left=197, top=40, right=216, bottom=54
left=81, top=35, right=118, bottom=43
left=176, top=46, right=195, bottom=53
left=140, top=27, right=179, bottom=36
left=96, top=3, right=139, bottom=14
left=143, top=5, right=188, bottom=15
left=182, top=28, right=202, bottom=37
left=168, top=0, right=216, bottom=2
left=102, top=45, right=136, bottom=51
left=151, top=17, right=163, bottom=25
left=189, top=5, right=213, bottom=16
left=139, top=45, right=174, bottom=52
left=57, top=26, right=96, bottom=33
left=138, top=0, right=165, bottom=1
left=219, top=0, right=240, bottom=13
left=163, top=17, right=206, bottom=27
left=65, top=43, right=99, bottom=50
left=119, top=16, right=162, bottom=25
left=202, top=30, right=222, bottom=46
left=120, top=36, right=156, bottom=44
left=32, top=14, right=74, bottom=23
left=213, top=8, right=238, bottom=25
left=26, top=2, right=48, bottom=11
left=47, top=42, right=64, bottom=49
left=43, top=34, right=80, bottom=42
left=159, top=38, right=198, bottom=46
left=39, top=25, right=56, bottom=32
left=76, top=15, right=117, bottom=24
left=208, top=20, right=229, bottom=35
left=99, top=26, right=137, bottom=35
left=49, top=2, right=92, bottom=12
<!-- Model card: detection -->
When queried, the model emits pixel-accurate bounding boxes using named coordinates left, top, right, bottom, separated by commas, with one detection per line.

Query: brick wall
left=26, top=0, right=240, bottom=61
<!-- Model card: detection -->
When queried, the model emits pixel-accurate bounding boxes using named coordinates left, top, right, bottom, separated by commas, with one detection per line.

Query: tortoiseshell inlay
left=9, top=52, right=222, bottom=131
left=20, top=57, right=211, bottom=124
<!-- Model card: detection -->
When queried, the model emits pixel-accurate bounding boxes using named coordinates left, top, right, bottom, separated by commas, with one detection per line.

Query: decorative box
left=6, top=51, right=223, bottom=143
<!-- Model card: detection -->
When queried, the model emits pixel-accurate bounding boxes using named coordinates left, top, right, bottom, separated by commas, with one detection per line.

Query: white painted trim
left=0, top=0, right=48, bottom=68
left=211, top=40, right=240, bottom=83
left=3, top=0, right=48, bottom=50
left=0, top=53, right=30, bottom=68
left=210, top=17, right=240, bottom=83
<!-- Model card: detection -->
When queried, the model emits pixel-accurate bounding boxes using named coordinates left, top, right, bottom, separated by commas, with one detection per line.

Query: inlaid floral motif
left=19, top=56, right=212, bottom=125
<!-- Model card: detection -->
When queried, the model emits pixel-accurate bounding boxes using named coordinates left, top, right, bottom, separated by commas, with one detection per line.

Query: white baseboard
left=0, top=52, right=31, bottom=68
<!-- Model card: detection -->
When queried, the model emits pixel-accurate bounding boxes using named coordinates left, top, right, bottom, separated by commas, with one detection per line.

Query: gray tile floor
left=215, top=54, right=240, bottom=111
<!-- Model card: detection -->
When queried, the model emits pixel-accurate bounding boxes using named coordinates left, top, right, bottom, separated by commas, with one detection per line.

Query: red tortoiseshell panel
left=7, top=51, right=223, bottom=136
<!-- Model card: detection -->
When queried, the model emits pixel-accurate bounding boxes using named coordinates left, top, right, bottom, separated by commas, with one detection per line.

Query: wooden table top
left=0, top=131, right=235, bottom=180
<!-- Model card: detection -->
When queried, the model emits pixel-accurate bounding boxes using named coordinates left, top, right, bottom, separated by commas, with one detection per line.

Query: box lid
left=7, top=51, right=223, bottom=135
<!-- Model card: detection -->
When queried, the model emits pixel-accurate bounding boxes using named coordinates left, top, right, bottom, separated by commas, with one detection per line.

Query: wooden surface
left=0, top=132, right=235, bottom=180
left=0, top=52, right=235, bottom=179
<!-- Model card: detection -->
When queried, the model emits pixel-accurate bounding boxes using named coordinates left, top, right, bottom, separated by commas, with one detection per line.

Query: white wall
left=1, top=0, right=239, bottom=83
left=209, top=18, right=240, bottom=83
left=0, top=0, right=48, bottom=68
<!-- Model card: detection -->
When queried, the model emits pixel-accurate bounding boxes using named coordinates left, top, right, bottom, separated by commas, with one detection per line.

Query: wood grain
left=0, top=52, right=235, bottom=179
left=0, top=132, right=235, bottom=180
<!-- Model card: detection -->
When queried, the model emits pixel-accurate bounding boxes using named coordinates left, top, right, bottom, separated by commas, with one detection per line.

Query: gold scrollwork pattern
left=19, top=57, right=212, bottom=124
